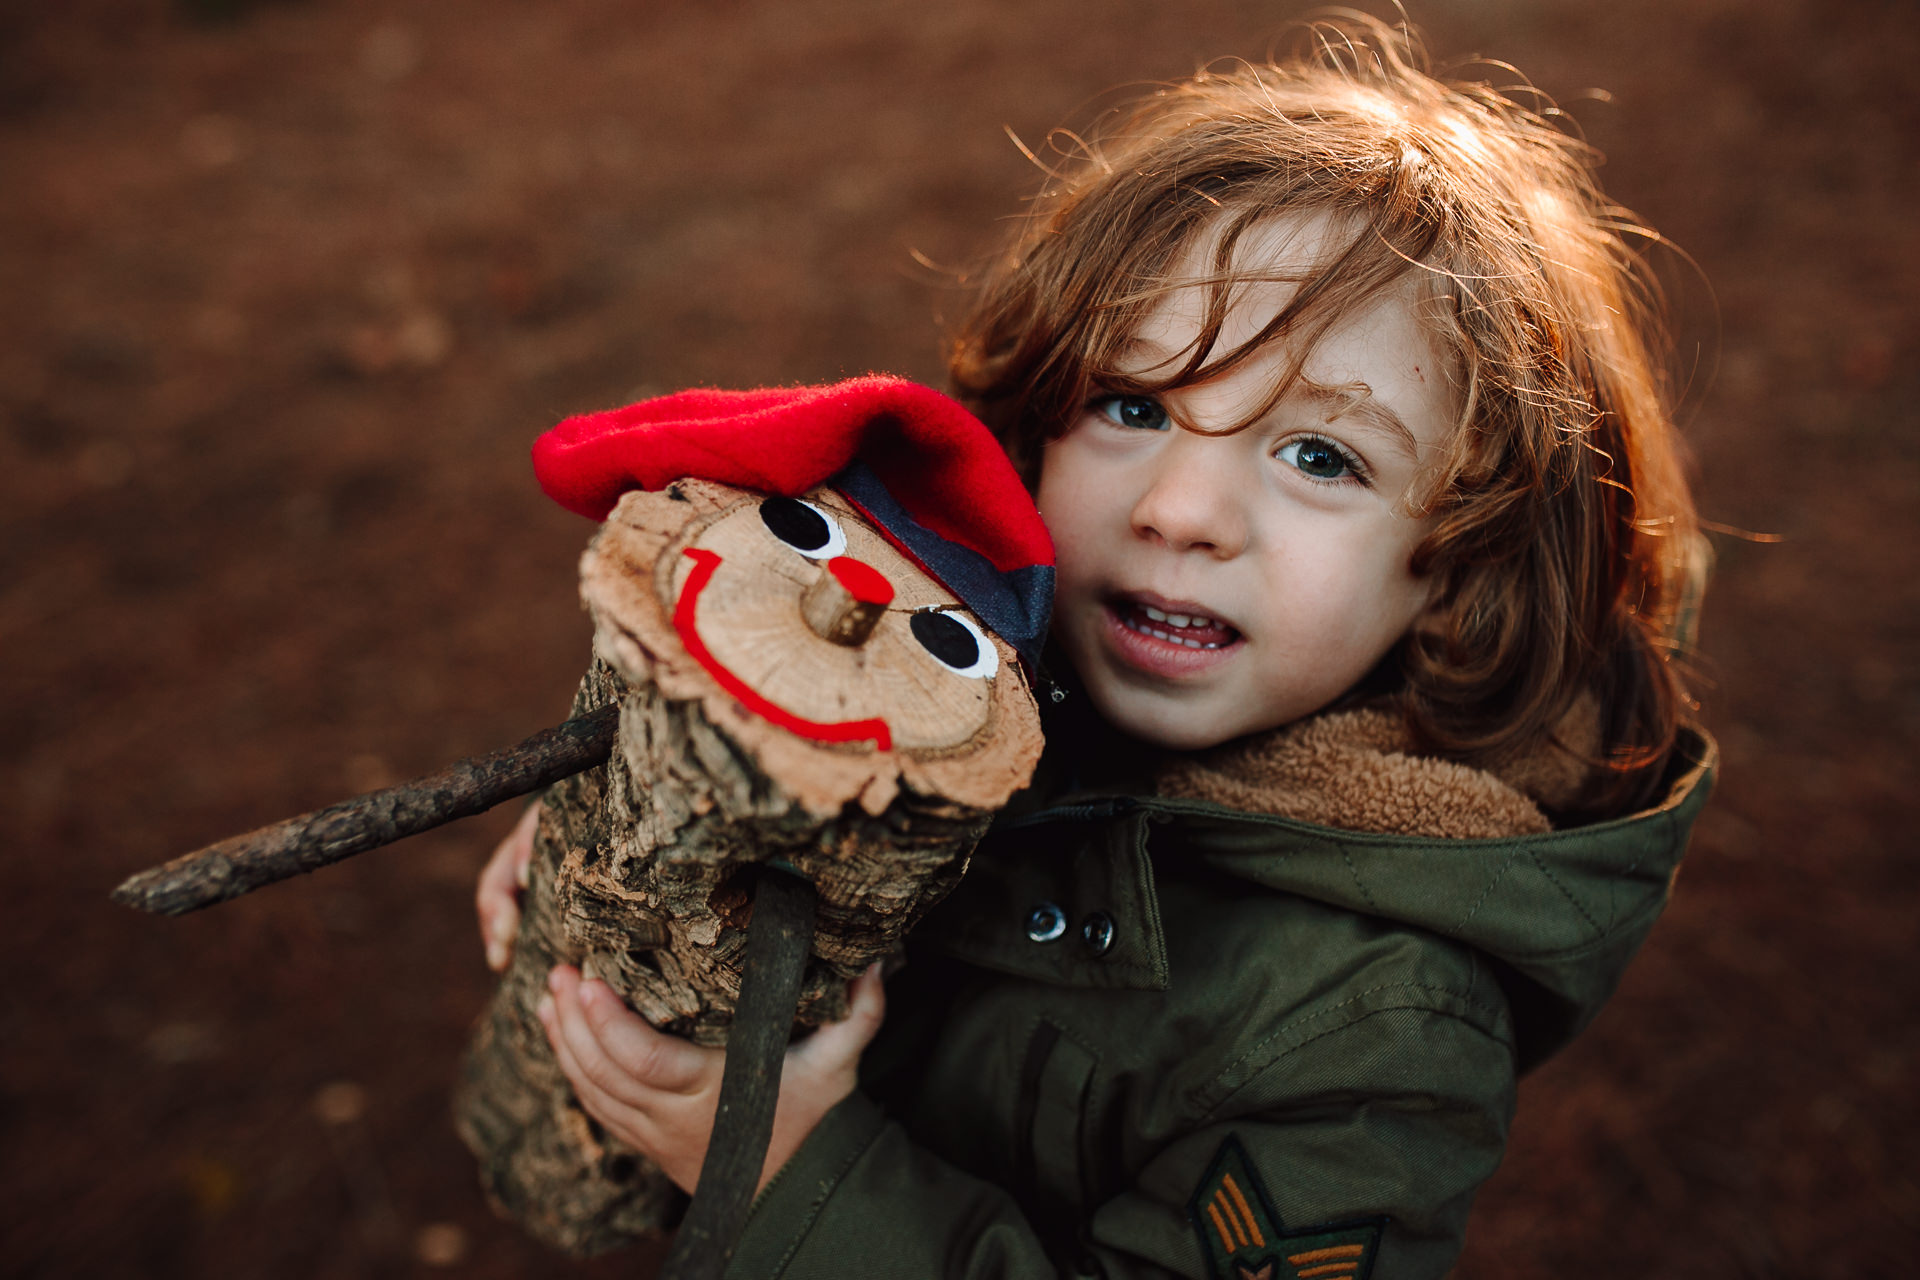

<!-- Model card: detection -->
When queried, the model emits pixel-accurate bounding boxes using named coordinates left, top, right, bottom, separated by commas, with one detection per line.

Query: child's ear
left=1406, top=570, right=1453, bottom=643
left=1415, top=563, right=1446, bottom=612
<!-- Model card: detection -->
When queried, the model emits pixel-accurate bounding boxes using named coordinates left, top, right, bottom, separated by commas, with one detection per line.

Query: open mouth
left=1112, top=598, right=1242, bottom=650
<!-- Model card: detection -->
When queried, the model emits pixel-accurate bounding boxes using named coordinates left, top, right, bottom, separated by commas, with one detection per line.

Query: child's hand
left=476, top=804, right=538, bottom=971
left=537, top=960, right=886, bottom=1195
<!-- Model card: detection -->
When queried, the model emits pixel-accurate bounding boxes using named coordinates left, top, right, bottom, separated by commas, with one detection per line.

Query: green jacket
left=727, top=727, right=1716, bottom=1279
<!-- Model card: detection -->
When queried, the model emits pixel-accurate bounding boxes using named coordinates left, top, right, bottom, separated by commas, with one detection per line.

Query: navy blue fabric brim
left=830, top=461, right=1052, bottom=674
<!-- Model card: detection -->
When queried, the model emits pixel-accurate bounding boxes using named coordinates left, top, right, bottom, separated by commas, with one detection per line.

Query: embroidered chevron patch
left=1187, top=1136, right=1384, bottom=1280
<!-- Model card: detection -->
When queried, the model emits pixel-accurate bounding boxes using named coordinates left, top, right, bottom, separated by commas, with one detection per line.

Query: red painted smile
left=674, top=547, right=893, bottom=750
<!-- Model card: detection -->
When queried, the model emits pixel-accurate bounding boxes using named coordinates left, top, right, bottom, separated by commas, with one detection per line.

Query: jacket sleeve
left=724, top=1005, right=1515, bottom=1279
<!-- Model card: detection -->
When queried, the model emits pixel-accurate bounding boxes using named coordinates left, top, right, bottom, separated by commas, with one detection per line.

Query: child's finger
left=542, top=969, right=654, bottom=1112
left=509, top=803, right=539, bottom=874
left=544, top=966, right=714, bottom=1102
left=573, top=974, right=717, bottom=1096
left=476, top=806, right=539, bottom=970
left=510, top=809, right=535, bottom=889
left=478, top=899, right=518, bottom=972
left=791, top=961, right=887, bottom=1075
left=539, top=993, right=638, bottom=1136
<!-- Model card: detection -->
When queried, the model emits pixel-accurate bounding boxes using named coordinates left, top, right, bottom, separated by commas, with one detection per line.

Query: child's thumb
left=791, top=962, right=887, bottom=1073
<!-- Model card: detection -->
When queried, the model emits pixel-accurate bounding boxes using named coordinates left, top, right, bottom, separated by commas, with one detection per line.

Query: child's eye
left=1093, top=395, right=1171, bottom=432
left=1275, top=436, right=1367, bottom=484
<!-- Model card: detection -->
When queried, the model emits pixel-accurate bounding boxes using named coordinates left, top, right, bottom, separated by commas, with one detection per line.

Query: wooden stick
left=111, top=704, right=622, bottom=917
left=658, top=866, right=817, bottom=1280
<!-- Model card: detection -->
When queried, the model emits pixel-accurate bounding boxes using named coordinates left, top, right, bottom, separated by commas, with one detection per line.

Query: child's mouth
left=1110, top=598, right=1242, bottom=653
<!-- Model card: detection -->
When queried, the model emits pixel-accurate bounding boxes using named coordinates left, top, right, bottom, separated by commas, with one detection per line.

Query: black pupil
left=1119, top=397, right=1166, bottom=430
left=759, top=497, right=830, bottom=551
left=910, top=612, right=980, bottom=670
left=1298, top=441, right=1344, bottom=477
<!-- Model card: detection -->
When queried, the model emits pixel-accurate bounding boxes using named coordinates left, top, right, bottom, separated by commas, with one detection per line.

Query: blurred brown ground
left=2, top=0, right=1915, bottom=1276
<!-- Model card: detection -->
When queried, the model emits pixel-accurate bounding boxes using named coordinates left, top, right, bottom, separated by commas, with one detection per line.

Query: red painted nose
left=802, top=557, right=893, bottom=646
left=826, top=556, right=894, bottom=606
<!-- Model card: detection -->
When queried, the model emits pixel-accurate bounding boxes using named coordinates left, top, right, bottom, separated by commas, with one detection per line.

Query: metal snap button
left=1025, top=901, right=1068, bottom=943
left=1081, top=911, right=1115, bottom=955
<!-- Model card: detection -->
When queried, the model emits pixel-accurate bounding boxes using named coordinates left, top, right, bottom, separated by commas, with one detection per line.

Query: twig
left=111, top=704, right=621, bottom=916
left=658, top=866, right=817, bottom=1280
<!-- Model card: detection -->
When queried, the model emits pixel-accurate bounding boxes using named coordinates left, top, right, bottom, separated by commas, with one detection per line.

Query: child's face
left=1036, top=213, right=1456, bottom=750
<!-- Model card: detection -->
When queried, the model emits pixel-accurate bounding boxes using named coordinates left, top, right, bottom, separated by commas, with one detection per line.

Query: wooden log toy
left=114, top=377, right=1054, bottom=1274
left=456, top=471, right=1046, bottom=1260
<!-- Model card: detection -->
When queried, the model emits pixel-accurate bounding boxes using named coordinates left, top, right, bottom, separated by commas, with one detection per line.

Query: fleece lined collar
left=1154, top=705, right=1599, bottom=835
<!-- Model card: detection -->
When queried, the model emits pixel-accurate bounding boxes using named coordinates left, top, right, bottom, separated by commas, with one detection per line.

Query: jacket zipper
left=995, top=797, right=1139, bottom=831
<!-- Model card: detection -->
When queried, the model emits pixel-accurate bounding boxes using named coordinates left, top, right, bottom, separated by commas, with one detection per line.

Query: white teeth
left=1136, top=605, right=1219, bottom=630
left=1123, top=617, right=1229, bottom=649
left=1122, top=603, right=1234, bottom=648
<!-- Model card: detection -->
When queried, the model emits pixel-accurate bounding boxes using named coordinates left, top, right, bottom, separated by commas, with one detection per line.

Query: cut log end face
left=581, top=479, right=1043, bottom=815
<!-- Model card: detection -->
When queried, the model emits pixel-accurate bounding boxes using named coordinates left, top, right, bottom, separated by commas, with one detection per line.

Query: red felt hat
left=531, top=376, right=1054, bottom=666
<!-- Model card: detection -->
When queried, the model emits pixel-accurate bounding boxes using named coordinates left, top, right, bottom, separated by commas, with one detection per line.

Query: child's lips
left=1099, top=595, right=1243, bottom=677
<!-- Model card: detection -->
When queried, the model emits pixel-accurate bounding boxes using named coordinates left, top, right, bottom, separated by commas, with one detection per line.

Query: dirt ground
left=3, top=0, right=1915, bottom=1276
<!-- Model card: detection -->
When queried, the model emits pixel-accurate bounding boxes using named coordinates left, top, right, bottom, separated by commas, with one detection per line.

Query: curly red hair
left=947, top=16, right=1705, bottom=818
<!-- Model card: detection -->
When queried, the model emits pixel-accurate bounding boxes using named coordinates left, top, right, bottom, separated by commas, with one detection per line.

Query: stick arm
left=111, top=704, right=621, bottom=917
left=658, top=865, right=817, bottom=1280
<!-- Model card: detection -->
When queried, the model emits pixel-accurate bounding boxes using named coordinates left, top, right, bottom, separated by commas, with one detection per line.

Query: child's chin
left=1089, top=684, right=1270, bottom=752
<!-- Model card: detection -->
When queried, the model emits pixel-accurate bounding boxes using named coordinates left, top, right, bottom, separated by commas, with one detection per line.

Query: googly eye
left=909, top=609, right=998, bottom=679
left=758, top=496, right=847, bottom=559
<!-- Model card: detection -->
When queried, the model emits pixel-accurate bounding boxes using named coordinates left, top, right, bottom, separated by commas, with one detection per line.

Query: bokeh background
left=4, top=0, right=1915, bottom=1275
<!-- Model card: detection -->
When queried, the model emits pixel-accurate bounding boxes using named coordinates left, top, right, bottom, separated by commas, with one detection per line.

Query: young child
left=478, top=17, right=1716, bottom=1278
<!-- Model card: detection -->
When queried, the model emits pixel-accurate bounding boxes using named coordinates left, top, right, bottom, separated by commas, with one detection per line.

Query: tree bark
left=452, top=659, right=994, bottom=1253
left=453, top=481, right=1042, bottom=1256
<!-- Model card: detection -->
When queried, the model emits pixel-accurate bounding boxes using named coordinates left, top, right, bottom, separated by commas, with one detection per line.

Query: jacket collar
left=911, top=727, right=1717, bottom=1027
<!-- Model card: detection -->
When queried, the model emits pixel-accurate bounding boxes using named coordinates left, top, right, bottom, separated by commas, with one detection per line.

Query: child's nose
left=1128, top=440, right=1249, bottom=557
